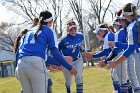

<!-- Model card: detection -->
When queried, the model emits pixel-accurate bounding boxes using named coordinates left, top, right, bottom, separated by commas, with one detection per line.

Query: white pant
left=132, top=52, right=140, bottom=84
left=15, top=56, right=49, bottom=93
left=112, top=52, right=128, bottom=85
left=111, top=68, right=119, bottom=82
left=63, top=57, right=83, bottom=86
left=127, top=54, right=140, bottom=89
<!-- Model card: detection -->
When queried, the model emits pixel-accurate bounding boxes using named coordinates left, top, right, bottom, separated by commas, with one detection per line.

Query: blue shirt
left=104, top=28, right=128, bottom=64
left=114, top=23, right=130, bottom=50
left=18, top=25, right=55, bottom=59
left=58, top=32, right=84, bottom=60
left=123, top=16, right=140, bottom=58
left=92, top=32, right=114, bottom=58
left=112, top=27, right=128, bottom=54
left=18, top=25, right=72, bottom=71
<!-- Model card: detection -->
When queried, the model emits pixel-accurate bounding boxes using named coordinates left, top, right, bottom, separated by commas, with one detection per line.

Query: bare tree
left=133, top=0, right=140, bottom=9
left=68, top=0, right=83, bottom=32
left=0, top=0, right=74, bottom=53
left=89, top=0, right=113, bottom=24
left=86, top=13, right=101, bottom=50
left=1, top=0, right=114, bottom=53
left=50, top=0, right=65, bottom=38
left=136, top=0, right=140, bottom=8
left=4, top=0, right=49, bottom=25
left=0, top=22, right=20, bottom=52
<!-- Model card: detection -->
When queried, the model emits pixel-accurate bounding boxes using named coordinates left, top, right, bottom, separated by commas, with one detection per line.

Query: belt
left=73, top=58, right=78, bottom=61
left=72, top=54, right=81, bottom=61
left=19, top=55, right=34, bottom=59
left=134, top=48, right=140, bottom=53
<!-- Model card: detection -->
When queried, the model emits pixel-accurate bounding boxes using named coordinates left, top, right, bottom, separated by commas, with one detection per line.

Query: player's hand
left=83, top=52, right=93, bottom=61
left=50, top=65, right=58, bottom=72
left=95, top=61, right=107, bottom=68
left=70, top=67, right=77, bottom=76
left=106, top=61, right=117, bottom=69
left=108, top=41, right=115, bottom=48
left=50, top=65, right=57, bottom=69
left=50, top=65, right=63, bottom=72
left=64, top=56, right=73, bottom=63
left=99, top=56, right=106, bottom=61
left=57, top=66, right=63, bottom=71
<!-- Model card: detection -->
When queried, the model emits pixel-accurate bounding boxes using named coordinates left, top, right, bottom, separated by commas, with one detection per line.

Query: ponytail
left=13, top=29, right=28, bottom=53
left=34, top=10, right=52, bottom=40
left=34, top=19, right=43, bottom=40
left=132, top=5, right=140, bottom=43
left=123, top=3, right=140, bottom=43
left=134, top=13, right=140, bottom=43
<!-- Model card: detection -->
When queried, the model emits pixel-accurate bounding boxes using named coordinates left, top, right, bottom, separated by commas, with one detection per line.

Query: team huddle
left=13, top=2, right=140, bottom=93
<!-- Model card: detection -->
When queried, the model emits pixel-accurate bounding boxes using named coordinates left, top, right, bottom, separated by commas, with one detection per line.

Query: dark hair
left=67, top=21, right=77, bottom=31
left=34, top=11, right=53, bottom=39
left=99, top=24, right=108, bottom=28
left=108, top=25, right=115, bottom=33
left=123, top=3, right=140, bottom=43
left=67, top=21, right=76, bottom=26
left=98, top=24, right=109, bottom=33
left=32, top=18, right=39, bottom=27
left=13, top=29, right=28, bottom=53
left=123, top=3, right=137, bottom=14
left=116, top=9, right=123, bottom=16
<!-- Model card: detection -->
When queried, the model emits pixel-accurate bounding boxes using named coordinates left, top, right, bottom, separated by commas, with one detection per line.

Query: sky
left=0, top=0, right=135, bottom=23
left=0, top=4, right=8, bottom=22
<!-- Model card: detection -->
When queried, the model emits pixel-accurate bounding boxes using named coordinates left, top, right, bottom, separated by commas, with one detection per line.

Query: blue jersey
left=92, top=32, right=114, bottom=58
left=123, top=16, right=140, bottom=58
left=104, top=28, right=128, bottom=64
left=58, top=32, right=84, bottom=61
left=114, top=22, right=130, bottom=50
left=112, top=28, right=128, bottom=54
left=15, top=26, right=39, bottom=67
left=18, top=25, right=72, bottom=71
left=18, top=25, right=57, bottom=59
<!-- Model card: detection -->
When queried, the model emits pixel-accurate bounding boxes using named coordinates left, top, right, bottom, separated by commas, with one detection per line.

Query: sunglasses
left=69, top=27, right=77, bottom=31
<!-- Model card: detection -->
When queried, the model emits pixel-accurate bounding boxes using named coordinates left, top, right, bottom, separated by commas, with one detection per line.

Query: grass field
left=0, top=67, right=114, bottom=93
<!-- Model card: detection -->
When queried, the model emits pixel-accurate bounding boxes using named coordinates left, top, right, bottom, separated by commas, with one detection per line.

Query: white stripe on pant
left=15, top=56, right=49, bottom=93
left=132, top=52, right=140, bottom=84
left=112, top=52, right=128, bottom=85
left=127, top=54, right=140, bottom=91
left=63, top=56, right=83, bottom=86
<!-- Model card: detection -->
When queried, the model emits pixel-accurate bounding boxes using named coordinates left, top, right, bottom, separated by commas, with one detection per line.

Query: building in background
left=0, top=50, right=15, bottom=77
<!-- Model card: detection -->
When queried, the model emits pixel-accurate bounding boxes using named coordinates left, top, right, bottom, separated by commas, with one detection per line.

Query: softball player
left=14, top=29, right=70, bottom=93
left=112, top=10, right=133, bottom=93
left=106, top=3, right=140, bottom=93
left=15, top=11, right=77, bottom=93
left=14, top=18, right=73, bottom=93
left=58, top=19, right=84, bottom=93
left=84, top=24, right=122, bottom=93
left=109, top=20, right=129, bottom=93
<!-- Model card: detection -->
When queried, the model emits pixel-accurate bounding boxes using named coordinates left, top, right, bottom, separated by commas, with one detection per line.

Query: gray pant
left=132, top=52, right=140, bottom=84
left=63, top=57, right=83, bottom=86
left=127, top=54, right=140, bottom=90
left=15, top=56, right=49, bottom=93
left=112, top=52, right=128, bottom=85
